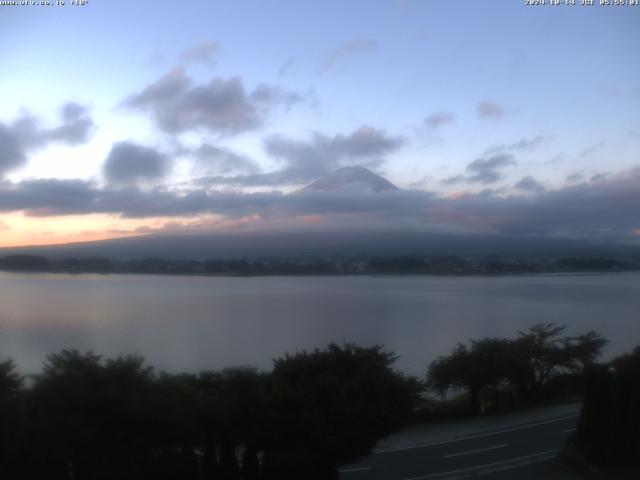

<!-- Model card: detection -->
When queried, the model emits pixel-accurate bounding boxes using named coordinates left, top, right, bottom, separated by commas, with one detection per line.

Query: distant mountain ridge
left=2, top=166, right=639, bottom=261
left=304, top=166, right=398, bottom=193
left=1, top=230, right=635, bottom=261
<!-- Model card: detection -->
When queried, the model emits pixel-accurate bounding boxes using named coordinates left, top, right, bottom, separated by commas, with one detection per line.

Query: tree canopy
left=263, top=343, right=421, bottom=478
left=0, top=344, right=420, bottom=480
left=426, top=323, right=607, bottom=412
left=575, top=346, right=640, bottom=468
left=0, top=359, right=22, bottom=401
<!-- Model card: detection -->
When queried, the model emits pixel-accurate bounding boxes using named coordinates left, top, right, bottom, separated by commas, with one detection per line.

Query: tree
left=514, top=323, right=607, bottom=396
left=0, top=359, right=23, bottom=475
left=427, top=338, right=514, bottom=413
left=515, top=323, right=570, bottom=392
left=262, top=343, right=421, bottom=479
left=0, top=359, right=22, bottom=401
left=28, top=350, right=158, bottom=480
left=427, top=324, right=608, bottom=411
left=217, top=368, right=267, bottom=480
left=563, top=330, right=609, bottom=371
left=576, top=346, right=640, bottom=467
left=148, top=372, right=201, bottom=480
left=195, top=367, right=268, bottom=480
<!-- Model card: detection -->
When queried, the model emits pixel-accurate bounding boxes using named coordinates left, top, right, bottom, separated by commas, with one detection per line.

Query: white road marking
left=562, top=427, right=576, bottom=433
left=400, top=448, right=561, bottom=480
left=443, top=443, right=508, bottom=459
left=338, top=466, right=372, bottom=473
left=375, top=413, right=579, bottom=454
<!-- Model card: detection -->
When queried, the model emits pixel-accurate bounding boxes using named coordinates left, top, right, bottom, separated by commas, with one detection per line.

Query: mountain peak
left=304, top=166, right=399, bottom=193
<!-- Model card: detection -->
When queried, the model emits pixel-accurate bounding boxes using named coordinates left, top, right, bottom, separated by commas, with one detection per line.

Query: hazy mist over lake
left=2, top=272, right=639, bottom=375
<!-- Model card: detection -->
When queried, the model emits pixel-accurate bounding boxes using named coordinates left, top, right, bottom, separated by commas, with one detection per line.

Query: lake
left=1, top=272, right=639, bottom=375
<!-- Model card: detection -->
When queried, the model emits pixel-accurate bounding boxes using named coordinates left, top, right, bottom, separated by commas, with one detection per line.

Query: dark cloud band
left=1, top=166, right=639, bottom=244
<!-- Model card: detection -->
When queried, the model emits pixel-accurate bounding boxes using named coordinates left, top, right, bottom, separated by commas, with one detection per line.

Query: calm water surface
left=1, top=272, right=639, bottom=374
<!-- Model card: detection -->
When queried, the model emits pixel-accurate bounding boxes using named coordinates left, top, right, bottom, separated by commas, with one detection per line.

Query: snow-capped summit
left=304, top=166, right=399, bottom=193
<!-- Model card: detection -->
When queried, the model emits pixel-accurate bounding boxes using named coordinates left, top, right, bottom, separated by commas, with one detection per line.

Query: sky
left=0, top=0, right=639, bottom=248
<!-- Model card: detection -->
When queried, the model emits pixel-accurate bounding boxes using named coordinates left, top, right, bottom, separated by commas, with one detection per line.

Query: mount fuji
left=303, top=166, right=399, bottom=193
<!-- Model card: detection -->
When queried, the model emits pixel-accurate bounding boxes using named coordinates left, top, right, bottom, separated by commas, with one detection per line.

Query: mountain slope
left=304, top=166, right=399, bottom=193
left=0, top=230, right=628, bottom=260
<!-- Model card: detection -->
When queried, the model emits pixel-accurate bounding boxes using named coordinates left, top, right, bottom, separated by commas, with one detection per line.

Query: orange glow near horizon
left=0, top=212, right=224, bottom=248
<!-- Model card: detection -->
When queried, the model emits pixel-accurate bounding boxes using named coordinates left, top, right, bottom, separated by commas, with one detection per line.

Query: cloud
left=0, top=123, right=26, bottom=176
left=566, top=172, right=584, bottom=183
left=44, top=103, right=95, bottom=145
left=424, top=111, right=454, bottom=129
left=123, top=68, right=301, bottom=135
left=539, top=153, right=565, bottom=167
left=579, top=141, right=605, bottom=158
left=440, top=167, right=640, bottom=238
left=16, top=103, right=95, bottom=148
left=103, top=142, right=171, bottom=186
left=125, top=68, right=190, bottom=107
left=0, top=178, right=100, bottom=216
left=515, top=175, right=546, bottom=194
left=264, top=126, right=403, bottom=167
left=439, top=175, right=466, bottom=187
left=0, top=103, right=94, bottom=177
left=405, top=175, right=432, bottom=189
left=484, top=136, right=547, bottom=156
left=61, top=103, right=86, bottom=122
left=1, top=165, right=640, bottom=244
left=441, top=154, right=516, bottom=186
left=10, top=103, right=94, bottom=149
left=477, top=101, right=505, bottom=119
left=193, top=144, right=259, bottom=175
left=249, top=84, right=302, bottom=109
left=278, top=57, right=296, bottom=76
left=466, top=154, right=516, bottom=184
left=319, top=39, right=378, bottom=72
left=197, top=125, right=405, bottom=187
left=178, top=41, right=220, bottom=66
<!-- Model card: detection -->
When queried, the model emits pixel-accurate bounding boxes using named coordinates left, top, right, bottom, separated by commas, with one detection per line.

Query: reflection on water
left=1, top=272, right=639, bottom=374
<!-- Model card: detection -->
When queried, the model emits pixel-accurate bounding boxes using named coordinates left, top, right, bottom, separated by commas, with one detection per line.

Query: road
left=339, top=412, right=579, bottom=479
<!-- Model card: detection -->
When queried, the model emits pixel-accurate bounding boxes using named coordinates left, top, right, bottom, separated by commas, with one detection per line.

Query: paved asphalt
left=338, top=413, right=579, bottom=479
